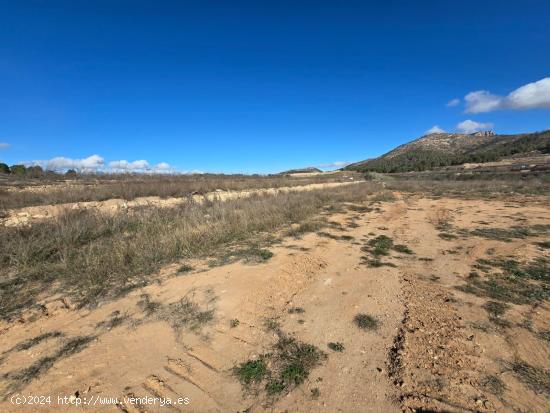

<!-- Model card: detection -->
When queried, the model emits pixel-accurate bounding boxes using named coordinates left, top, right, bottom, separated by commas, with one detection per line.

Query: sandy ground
left=0, top=193, right=549, bottom=412
left=1, top=181, right=361, bottom=227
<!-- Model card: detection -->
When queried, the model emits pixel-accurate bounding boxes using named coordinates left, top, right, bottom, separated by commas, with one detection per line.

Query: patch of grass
left=366, top=235, right=393, bottom=256
left=371, top=191, right=396, bottom=202
left=483, top=301, right=511, bottom=328
left=137, top=294, right=162, bottom=316
left=354, top=313, right=379, bottom=331
left=177, top=264, right=194, bottom=274
left=287, top=220, right=325, bottom=238
left=264, top=318, right=280, bottom=331
left=96, top=311, right=128, bottom=330
left=265, top=379, right=286, bottom=395
left=288, top=307, right=305, bottom=314
left=394, top=244, right=414, bottom=254
left=361, top=258, right=397, bottom=268
left=310, top=387, right=320, bottom=399
left=233, top=359, right=268, bottom=385
left=317, top=231, right=340, bottom=240
left=243, top=247, right=274, bottom=263
left=438, top=232, right=457, bottom=240
left=481, top=375, right=506, bottom=396
left=507, top=361, right=550, bottom=395
left=230, top=318, right=240, bottom=328
left=160, top=296, right=214, bottom=333
left=458, top=256, right=549, bottom=305
left=327, top=342, right=345, bottom=352
left=483, top=301, right=510, bottom=318
left=535, top=241, right=550, bottom=249
left=233, top=333, right=326, bottom=397
left=537, top=330, right=550, bottom=342
left=469, top=225, right=550, bottom=242
left=346, top=204, right=374, bottom=213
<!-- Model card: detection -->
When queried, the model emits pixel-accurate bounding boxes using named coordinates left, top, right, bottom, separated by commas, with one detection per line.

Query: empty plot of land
left=0, top=181, right=548, bottom=412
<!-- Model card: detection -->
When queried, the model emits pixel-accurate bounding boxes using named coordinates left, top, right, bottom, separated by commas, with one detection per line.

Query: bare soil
left=0, top=192, right=548, bottom=412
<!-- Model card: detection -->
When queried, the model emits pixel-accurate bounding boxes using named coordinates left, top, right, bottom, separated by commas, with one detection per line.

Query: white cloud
left=27, top=154, right=105, bottom=171
left=0, top=142, right=10, bottom=150
left=446, top=98, right=460, bottom=107
left=465, top=77, right=550, bottom=113
left=465, top=91, right=503, bottom=113
left=507, top=78, right=550, bottom=110
left=108, top=159, right=150, bottom=171
left=426, top=125, right=446, bottom=134
left=25, top=155, right=174, bottom=173
left=154, top=162, right=170, bottom=170
left=456, top=119, right=493, bottom=134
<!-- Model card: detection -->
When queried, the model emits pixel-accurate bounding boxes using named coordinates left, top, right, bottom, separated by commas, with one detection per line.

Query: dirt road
left=1, top=181, right=362, bottom=227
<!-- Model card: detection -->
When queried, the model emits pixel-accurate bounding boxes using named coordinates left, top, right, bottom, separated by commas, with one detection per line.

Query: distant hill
left=279, top=167, right=323, bottom=174
left=345, top=130, right=550, bottom=173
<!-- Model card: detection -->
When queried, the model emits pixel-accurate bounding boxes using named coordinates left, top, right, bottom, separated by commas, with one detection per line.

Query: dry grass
left=0, top=172, right=362, bottom=210
left=383, top=172, right=550, bottom=197
left=0, top=182, right=380, bottom=319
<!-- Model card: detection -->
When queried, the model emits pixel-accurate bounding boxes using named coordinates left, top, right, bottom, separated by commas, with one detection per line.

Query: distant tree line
left=0, top=163, right=78, bottom=178
left=347, top=131, right=550, bottom=173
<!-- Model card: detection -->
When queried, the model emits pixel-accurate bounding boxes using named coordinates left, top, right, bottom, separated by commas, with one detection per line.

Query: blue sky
left=1, top=1, right=549, bottom=173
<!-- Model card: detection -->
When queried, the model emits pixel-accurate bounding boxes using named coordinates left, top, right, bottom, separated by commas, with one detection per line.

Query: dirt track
left=1, top=181, right=361, bottom=227
left=0, top=193, right=549, bottom=412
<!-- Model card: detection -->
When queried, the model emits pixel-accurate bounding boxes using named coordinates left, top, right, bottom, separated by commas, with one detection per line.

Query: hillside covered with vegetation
left=346, top=130, right=550, bottom=173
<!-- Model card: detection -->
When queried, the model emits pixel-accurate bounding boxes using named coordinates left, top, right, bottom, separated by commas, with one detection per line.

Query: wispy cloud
left=456, top=119, right=493, bottom=134
left=108, top=159, right=150, bottom=172
left=315, top=161, right=351, bottom=169
left=26, top=155, right=175, bottom=173
left=465, top=77, right=550, bottom=113
left=0, top=142, right=11, bottom=150
left=426, top=125, right=446, bottom=134
left=446, top=98, right=460, bottom=107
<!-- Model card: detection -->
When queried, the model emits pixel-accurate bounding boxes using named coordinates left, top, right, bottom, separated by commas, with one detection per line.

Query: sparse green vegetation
left=507, top=361, right=550, bottom=395
left=360, top=235, right=413, bottom=266
left=469, top=225, right=550, bottom=242
left=177, top=264, right=194, bottom=273
left=345, top=130, right=550, bottom=173
left=366, top=235, right=393, bottom=256
left=310, top=387, right=320, bottom=399
left=234, top=359, right=268, bottom=385
left=137, top=294, right=162, bottom=315
left=458, top=256, right=549, bottom=305
left=438, top=232, right=457, bottom=240
left=394, top=244, right=414, bottom=254
left=159, top=296, right=214, bottom=333
left=481, top=375, right=506, bottom=396
left=233, top=333, right=326, bottom=397
left=288, top=307, right=305, bottom=314
left=371, top=191, right=396, bottom=202
left=354, top=313, right=379, bottom=331
left=230, top=318, right=240, bottom=328
left=327, top=342, right=345, bottom=352
left=483, top=301, right=510, bottom=318
left=264, top=318, right=280, bottom=331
